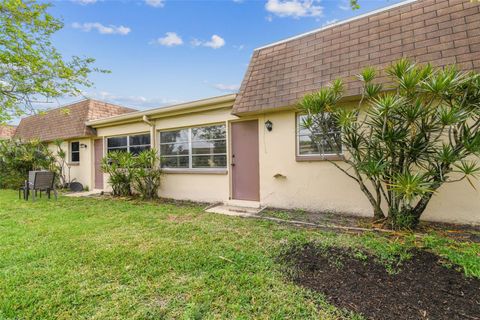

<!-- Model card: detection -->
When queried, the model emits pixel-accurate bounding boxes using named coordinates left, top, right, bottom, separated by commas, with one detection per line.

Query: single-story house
left=14, top=99, right=136, bottom=188
left=13, top=0, right=480, bottom=224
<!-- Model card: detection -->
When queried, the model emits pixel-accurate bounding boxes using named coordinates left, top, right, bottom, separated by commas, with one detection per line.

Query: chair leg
left=32, top=189, right=35, bottom=202
left=53, top=189, right=58, bottom=200
left=47, top=189, right=51, bottom=199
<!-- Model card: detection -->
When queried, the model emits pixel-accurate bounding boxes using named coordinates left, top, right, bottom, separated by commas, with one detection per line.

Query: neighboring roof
left=87, top=94, right=236, bottom=128
left=233, top=0, right=480, bottom=115
left=0, top=125, right=16, bottom=139
left=14, top=99, right=137, bottom=141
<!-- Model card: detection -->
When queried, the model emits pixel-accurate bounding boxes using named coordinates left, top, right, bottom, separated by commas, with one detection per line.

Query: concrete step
left=224, top=199, right=261, bottom=209
left=205, top=204, right=264, bottom=217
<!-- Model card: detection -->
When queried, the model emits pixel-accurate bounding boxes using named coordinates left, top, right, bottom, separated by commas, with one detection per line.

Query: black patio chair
left=19, top=171, right=57, bottom=201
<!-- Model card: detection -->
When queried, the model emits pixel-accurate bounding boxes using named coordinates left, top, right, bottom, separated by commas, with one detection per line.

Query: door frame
left=228, top=118, right=260, bottom=201
left=93, top=138, right=104, bottom=190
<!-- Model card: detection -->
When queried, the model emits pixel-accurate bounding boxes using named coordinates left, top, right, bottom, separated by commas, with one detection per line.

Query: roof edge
left=254, top=0, right=418, bottom=52
left=86, top=94, right=237, bottom=127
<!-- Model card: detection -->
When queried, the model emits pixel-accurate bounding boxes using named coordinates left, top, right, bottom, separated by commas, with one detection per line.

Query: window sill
left=161, top=168, right=228, bottom=175
left=296, top=154, right=344, bottom=162
left=67, top=162, right=80, bottom=166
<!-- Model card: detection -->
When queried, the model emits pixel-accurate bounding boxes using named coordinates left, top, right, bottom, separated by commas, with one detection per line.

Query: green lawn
left=0, top=191, right=478, bottom=319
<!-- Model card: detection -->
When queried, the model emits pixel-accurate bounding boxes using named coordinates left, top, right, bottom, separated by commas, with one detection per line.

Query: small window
left=297, top=114, right=342, bottom=157
left=106, top=133, right=151, bottom=155
left=70, top=142, right=80, bottom=163
left=160, top=124, right=227, bottom=169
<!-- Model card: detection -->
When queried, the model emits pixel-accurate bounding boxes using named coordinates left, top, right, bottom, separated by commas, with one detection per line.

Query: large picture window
left=297, top=114, right=342, bottom=157
left=160, top=124, right=227, bottom=169
left=107, top=133, right=151, bottom=155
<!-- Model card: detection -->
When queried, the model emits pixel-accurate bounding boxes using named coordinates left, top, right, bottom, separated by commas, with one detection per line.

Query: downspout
left=142, top=115, right=156, bottom=149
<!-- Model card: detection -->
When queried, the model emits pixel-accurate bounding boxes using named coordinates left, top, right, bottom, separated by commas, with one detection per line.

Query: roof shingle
left=14, top=99, right=136, bottom=142
left=233, top=0, right=480, bottom=115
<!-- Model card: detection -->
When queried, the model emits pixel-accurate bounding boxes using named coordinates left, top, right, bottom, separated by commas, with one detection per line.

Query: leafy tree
left=349, top=0, right=359, bottom=10
left=0, top=0, right=105, bottom=122
left=299, top=59, right=480, bottom=229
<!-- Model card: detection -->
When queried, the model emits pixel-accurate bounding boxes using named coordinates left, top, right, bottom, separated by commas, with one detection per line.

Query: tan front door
left=94, top=139, right=104, bottom=189
left=231, top=120, right=260, bottom=201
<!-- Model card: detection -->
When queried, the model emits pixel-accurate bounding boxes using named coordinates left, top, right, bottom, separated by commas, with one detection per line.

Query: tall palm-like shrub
left=299, top=59, right=480, bottom=229
left=101, top=149, right=162, bottom=198
left=132, top=149, right=162, bottom=200
left=52, top=139, right=73, bottom=188
left=101, top=151, right=135, bottom=197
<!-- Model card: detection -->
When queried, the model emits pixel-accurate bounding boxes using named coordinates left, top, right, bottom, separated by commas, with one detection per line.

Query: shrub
left=0, top=139, right=57, bottom=189
left=52, top=139, right=74, bottom=188
left=132, top=149, right=162, bottom=200
left=101, top=149, right=162, bottom=198
left=101, top=151, right=135, bottom=197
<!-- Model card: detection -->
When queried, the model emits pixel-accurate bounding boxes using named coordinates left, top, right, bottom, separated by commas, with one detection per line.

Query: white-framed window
left=70, top=141, right=80, bottom=163
left=106, top=133, right=151, bottom=155
left=160, top=124, right=227, bottom=169
left=296, top=114, right=342, bottom=157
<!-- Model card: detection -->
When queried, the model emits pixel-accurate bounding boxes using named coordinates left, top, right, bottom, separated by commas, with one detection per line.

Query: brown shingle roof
left=0, top=125, right=16, bottom=139
left=14, top=99, right=136, bottom=141
left=233, top=0, right=480, bottom=115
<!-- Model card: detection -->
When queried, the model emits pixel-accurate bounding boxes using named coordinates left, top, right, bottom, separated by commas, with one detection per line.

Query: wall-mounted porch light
left=265, top=120, right=273, bottom=132
left=80, top=143, right=88, bottom=149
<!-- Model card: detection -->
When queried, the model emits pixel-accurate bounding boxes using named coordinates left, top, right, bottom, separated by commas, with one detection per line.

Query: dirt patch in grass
left=262, top=208, right=480, bottom=243
left=282, top=244, right=480, bottom=320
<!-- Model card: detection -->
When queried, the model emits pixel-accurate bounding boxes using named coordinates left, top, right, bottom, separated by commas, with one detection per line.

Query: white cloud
left=72, top=22, right=131, bottom=35
left=145, top=0, right=165, bottom=7
left=72, top=0, right=97, bottom=5
left=322, top=19, right=338, bottom=27
left=90, top=91, right=180, bottom=109
left=265, top=0, right=323, bottom=18
left=233, top=44, right=245, bottom=50
left=265, top=15, right=273, bottom=22
left=204, top=35, right=225, bottom=49
left=213, top=83, right=240, bottom=92
left=191, top=35, right=225, bottom=49
left=151, top=32, right=183, bottom=47
left=233, top=0, right=244, bottom=3
left=191, top=38, right=202, bottom=47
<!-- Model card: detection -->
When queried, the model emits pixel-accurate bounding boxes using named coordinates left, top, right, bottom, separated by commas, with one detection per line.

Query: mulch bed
left=282, top=244, right=480, bottom=320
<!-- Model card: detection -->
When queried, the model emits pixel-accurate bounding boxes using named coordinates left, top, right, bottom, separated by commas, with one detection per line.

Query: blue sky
left=40, top=0, right=402, bottom=113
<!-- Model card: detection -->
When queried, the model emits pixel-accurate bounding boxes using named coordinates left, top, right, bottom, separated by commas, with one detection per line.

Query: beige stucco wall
left=95, top=107, right=238, bottom=202
left=159, top=173, right=229, bottom=203
left=47, top=138, right=94, bottom=189
left=257, top=111, right=372, bottom=216
left=257, top=110, right=480, bottom=225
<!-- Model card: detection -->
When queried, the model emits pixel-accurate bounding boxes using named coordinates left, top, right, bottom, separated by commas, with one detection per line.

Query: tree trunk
left=358, top=181, right=385, bottom=219
left=411, top=192, right=435, bottom=225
